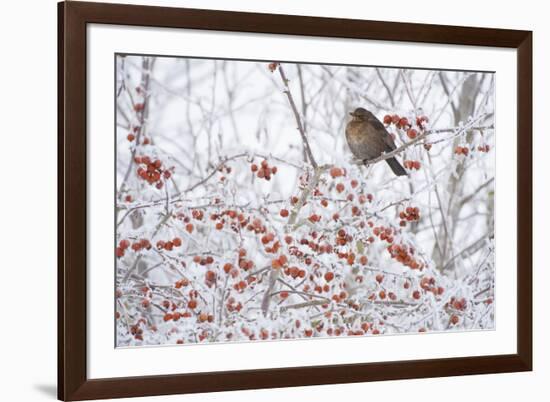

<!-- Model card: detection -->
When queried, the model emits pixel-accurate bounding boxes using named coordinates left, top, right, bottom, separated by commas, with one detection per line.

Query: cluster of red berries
left=271, top=254, right=288, bottom=269
left=454, top=146, right=470, bottom=156
left=260, top=232, right=282, bottom=254
left=387, top=243, right=423, bottom=270
left=477, top=144, right=490, bottom=152
left=373, top=226, right=394, bottom=244
left=399, top=206, right=420, bottom=226
left=156, top=237, right=182, bottom=251
left=217, top=164, right=232, bottom=174
left=192, top=255, right=215, bottom=266
left=243, top=217, right=266, bottom=235
left=237, top=248, right=255, bottom=271
left=283, top=265, right=307, bottom=279
left=226, top=297, right=243, bottom=312
left=383, top=114, right=411, bottom=129
left=383, top=114, right=429, bottom=132
left=336, top=228, right=352, bottom=246
left=135, top=156, right=172, bottom=189
left=447, top=296, right=467, bottom=311
left=116, top=238, right=152, bottom=257
left=335, top=251, right=357, bottom=266
left=251, top=160, right=278, bottom=181
left=403, top=160, right=421, bottom=170
left=419, top=276, right=445, bottom=296
left=130, top=321, right=145, bottom=341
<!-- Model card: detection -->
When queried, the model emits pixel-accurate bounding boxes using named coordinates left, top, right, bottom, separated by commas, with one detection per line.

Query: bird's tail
left=385, top=157, right=407, bottom=176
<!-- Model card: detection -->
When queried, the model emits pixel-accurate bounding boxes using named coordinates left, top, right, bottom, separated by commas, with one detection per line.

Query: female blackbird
left=345, top=107, right=407, bottom=176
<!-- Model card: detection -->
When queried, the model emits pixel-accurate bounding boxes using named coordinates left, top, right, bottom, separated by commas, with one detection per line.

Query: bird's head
left=349, top=107, right=372, bottom=121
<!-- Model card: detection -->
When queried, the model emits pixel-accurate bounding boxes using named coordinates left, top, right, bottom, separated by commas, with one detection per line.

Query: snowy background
left=115, top=55, right=495, bottom=346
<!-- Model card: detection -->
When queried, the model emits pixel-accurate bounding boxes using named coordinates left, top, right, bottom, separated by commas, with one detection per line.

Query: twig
left=278, top=64, right=318, bottom=169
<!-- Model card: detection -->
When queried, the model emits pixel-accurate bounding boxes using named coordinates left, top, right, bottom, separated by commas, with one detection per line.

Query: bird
left=345, top=107, right=407, bottom=176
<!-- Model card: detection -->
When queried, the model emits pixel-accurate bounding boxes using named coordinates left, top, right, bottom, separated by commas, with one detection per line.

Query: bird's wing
left=368, top=115, right=397, bottom=151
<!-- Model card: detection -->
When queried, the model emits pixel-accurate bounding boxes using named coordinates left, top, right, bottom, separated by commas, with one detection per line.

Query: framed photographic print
left=58, top=1, right=532, bottom=400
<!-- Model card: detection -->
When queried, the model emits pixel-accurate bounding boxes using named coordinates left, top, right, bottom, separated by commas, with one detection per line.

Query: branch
left=351, top=123, right=494, bottom=167
left=278, top=64, right=318, bottom=169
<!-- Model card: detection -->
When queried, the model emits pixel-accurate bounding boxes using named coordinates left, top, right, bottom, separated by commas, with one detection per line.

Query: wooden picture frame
left=58, top=1, right=532, bottom=400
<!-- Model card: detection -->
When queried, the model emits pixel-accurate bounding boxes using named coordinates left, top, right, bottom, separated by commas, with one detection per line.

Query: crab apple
left=187, top=299, right=197, bottom=309
left=379, top=290, right=387, bottom=299
left=359, top=255, right=368, bottom=265
left=406, top=128, right=418, bottom=139
left=115, top=247, right=124, bottom=258
left=391, top=114, right=400, bottom=124
left=280, top=291, right=289, bottom=299
left=119, top=239, right=130, bottom=249
left=335, top=183, right=345, bottom=193
left=205, top=270, right=216, bottom=282
left=163, top=313, right=173, bottom=322
left=127, top=133, right=135, bottom=142
left=375, top=274, right=384, bottom=284
left=172, top=237, right=182, bottom=247
left=324, top=271, right=335, bottom=282
left=450, top=314, right=460, bottom=325
left=383, top=115, right=392, bottom=125
left=330, top=167, right=344, bottom=178
left=412, top=290, right=421, bottom=300
left=399, top=117, right=409, bottom=128
left=280, top=209, right=289, bottom=218
left=185, top=223, right=194, bottom=233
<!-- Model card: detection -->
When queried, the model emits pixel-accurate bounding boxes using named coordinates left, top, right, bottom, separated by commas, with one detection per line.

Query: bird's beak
left=349, top=112, right=355, bottom=117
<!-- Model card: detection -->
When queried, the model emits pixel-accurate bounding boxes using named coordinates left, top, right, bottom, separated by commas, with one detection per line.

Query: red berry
left=324, top=272, right=335, bottom=282
left=280, top=209, right=289, bottom=218
left=330, top=167, right=344, bottom=178
left=127, top=133, right=135, bottom=142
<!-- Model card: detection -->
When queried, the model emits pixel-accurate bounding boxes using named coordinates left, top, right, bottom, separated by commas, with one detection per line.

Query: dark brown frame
left=58, top=1, right=532, bottom=400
